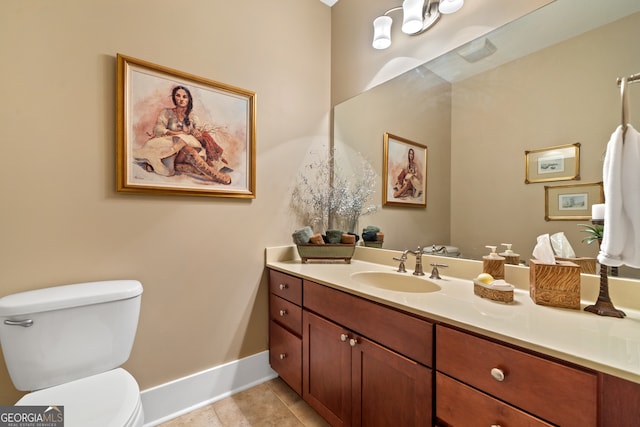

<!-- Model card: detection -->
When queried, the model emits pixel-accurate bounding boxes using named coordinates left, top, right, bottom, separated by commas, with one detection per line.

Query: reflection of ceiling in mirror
left=426, top=0, right=640, bottom=83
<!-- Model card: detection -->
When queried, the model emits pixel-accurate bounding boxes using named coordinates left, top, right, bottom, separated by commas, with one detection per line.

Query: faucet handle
left=429, top=263, right=448, bottom=280
left=393, top=251, right=408, bottom=273
left=392, top=250, right=408, bottom=261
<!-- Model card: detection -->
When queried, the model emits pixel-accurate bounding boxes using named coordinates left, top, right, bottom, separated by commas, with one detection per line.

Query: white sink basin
left=350, top=271, right=441, bottom=293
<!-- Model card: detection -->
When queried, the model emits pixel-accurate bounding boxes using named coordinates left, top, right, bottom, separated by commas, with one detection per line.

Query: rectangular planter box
left=296, top=244, right=356, bottom=263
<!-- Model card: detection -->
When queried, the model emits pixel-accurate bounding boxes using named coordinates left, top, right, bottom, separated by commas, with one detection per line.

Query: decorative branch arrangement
left=291, top=150, right=378, bottom=234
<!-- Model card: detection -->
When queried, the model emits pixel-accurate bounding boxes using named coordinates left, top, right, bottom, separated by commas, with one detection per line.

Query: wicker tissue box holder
left=529, top=259, right=581, bottom=310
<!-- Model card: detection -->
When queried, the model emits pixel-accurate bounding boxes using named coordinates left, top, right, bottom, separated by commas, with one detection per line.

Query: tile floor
left=158, top=377, right=330, bottom=427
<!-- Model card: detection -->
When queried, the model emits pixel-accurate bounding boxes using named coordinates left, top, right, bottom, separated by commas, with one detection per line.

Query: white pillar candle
left=591, top=203, right=605, bottom=220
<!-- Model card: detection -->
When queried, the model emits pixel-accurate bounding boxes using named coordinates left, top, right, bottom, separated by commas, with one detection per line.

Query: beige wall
left=0, top=0, right=331, bottom=404
left=330, top=0, right=552, bottom=105
left=333, top=68, right=452, bottom=250
left=451, top=13, right=640, bottom=261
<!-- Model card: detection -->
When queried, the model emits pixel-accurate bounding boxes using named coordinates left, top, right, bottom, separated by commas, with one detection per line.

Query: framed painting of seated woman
left=383, top=133, right=427, bottom=208
left=116, top=54, right=256, bottom=198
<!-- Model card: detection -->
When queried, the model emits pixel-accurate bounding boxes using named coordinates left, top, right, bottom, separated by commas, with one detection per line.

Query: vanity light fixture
left=372, top=0, right=464, bottom=50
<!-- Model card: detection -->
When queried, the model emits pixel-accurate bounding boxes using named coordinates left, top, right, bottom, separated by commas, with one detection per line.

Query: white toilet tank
left=0, top=280, right=143, bottom=391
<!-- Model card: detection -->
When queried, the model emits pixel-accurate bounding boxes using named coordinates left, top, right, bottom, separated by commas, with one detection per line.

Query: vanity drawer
left=436, top=372, right=553, bottom=427
left=270, top=293, right=302, bottom=335
left=269, top=270, right=302, bottom=305
left=436, top=326, right=597, bottom=427
left=304, top=280, right=433, bottom=366
left=269, top=320, right=302, bottom=395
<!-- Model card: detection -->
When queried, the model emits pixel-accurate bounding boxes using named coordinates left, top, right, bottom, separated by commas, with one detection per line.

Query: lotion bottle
left=499, top=243, right=520, bottom=265
left=483, top=245, right=505, bottom=279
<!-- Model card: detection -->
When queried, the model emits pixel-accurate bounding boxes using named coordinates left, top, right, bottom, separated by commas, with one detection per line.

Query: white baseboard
left=141, top=351, right=277, bottom=426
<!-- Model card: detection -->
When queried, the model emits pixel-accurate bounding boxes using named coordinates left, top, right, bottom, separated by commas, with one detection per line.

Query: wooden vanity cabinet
left=268, top=268, right=640, bottom=427
left=303, top=280, right=433, bottom=426
left=436, top=325, right=598, bottom=427
left=268, top=270, right=303, bottom=395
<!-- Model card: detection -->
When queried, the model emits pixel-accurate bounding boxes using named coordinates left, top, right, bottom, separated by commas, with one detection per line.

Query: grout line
left=266, top=378, right=308, bottom=426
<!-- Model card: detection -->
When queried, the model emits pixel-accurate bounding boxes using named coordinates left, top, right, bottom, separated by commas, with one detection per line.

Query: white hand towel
left=598, top=124, right=640, bottom=268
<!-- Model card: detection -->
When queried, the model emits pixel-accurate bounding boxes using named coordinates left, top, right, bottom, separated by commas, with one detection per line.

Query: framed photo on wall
left=544, top=181, right=603, bottom=221
left=382, top=133, right=427, bottom=208
left=525, top=143, right=580, bottom=184
left=116, top=54, right=256, bottom=198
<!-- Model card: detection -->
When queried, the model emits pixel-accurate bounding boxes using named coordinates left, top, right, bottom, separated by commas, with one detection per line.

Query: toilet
left=0, top=280, right=144, bottom=427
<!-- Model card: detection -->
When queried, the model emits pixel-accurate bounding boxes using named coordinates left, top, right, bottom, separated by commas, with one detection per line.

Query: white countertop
left=266, top=246, right=640, bottom=384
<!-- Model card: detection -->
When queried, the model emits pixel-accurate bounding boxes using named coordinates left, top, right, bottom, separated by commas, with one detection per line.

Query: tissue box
left=555, top=257, right=597, bottom=274
left=529, top=259, right=581, bottom=309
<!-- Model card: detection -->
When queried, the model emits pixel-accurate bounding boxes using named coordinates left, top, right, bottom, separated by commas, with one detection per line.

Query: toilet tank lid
left=0, top=280, right=143, bottom=317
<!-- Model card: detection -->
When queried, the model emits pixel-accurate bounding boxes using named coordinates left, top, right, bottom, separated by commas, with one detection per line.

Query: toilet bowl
left=0, top=280, right=144, bottom=427
left=17, top=369, right=143, bottom=427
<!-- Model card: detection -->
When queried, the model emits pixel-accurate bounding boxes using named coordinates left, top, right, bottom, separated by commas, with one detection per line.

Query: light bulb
left=402, top=0, right=424, bottom=34
left=438, top=0, right=464, bottom=14
left=372, top=16, right=392, bottom=49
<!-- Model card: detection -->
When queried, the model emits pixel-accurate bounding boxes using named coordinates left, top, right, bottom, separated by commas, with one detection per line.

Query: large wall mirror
left=333, top=0, right=640, bottom=279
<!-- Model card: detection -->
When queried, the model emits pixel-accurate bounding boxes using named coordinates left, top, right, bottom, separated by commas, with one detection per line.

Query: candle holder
left=583, top=219, right=626, bottom=318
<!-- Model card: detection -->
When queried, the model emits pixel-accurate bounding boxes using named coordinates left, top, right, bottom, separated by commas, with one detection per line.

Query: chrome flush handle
left=4, top=319, right=34, bottom=327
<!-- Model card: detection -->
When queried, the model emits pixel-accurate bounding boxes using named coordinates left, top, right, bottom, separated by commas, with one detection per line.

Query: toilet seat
left=17, top=368, right=143, bottom=427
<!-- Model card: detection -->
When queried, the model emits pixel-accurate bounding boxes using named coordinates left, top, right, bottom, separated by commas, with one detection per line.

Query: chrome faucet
left=393, top=250, right=409, bottom=273
left=409, top=246, right=426, bottom=276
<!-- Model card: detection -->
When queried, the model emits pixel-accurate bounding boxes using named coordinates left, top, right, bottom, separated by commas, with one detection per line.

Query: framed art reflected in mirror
left=383, top=133, right=427, bottom=208
left=525, top=143, right=580, bottom=184
left=544, top=181, right=603, bottom=221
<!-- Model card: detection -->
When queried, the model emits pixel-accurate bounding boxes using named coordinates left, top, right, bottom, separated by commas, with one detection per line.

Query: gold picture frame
left=116, top=54, right=256, bottom=198
left=544, top=181, right=603, bottom=221
left=525, top=143, right=580, bottom=184
left=382, top=133, right=427, bottom=208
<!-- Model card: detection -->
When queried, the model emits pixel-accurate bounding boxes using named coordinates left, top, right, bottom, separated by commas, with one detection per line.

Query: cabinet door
left=303, top=311, right=352, bottom=427
left=351, top=335, right=432, bottom=427
left=599, top=373, right=640, bottom=427
left=269, top=320, right=302, bottom=395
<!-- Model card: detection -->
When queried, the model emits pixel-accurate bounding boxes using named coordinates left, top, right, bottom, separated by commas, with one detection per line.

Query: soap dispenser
left=483, top=245, right=505, bottom=279
left=499, top=243, right=520, bottom=265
